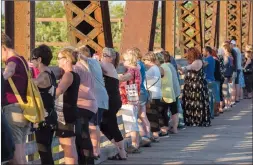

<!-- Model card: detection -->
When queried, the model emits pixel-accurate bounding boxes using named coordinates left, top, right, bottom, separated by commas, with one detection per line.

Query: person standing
left=2, top=33, right=30, bottom=164
left=99, top=48, right=127, bottom=160
left=31, top=45, right=57, bottom=164
left=243, top=45, right=253, bottom=99
left=76, top=46, right=109, bottom=160
left=203, top=46, right=220, bottom=117
left=55, top=47, right=80, bottom=164
left=230, top=40, right=243, bottom=102
left=178, top=47, right=211, bottom=127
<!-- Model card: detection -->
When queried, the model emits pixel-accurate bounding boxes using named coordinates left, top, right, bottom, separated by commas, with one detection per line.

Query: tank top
left=63, top=71, right=80, bottom=123
left=37, top=71, right=57, bottom=129
left=103, top=75, right=122, bottom=112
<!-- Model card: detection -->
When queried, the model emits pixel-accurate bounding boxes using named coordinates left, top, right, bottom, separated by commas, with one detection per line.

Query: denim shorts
left=3, top=104, right=30, bottom=144
left=139, top=89, right=148, bottom=106
left=208, top=81, right=220, bottom=102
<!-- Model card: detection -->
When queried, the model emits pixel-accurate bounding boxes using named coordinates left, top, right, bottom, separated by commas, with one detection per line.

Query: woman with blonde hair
left=132, top=47, right=151, bottom=145
left=142, top=51, right=162, bottom=142
left=118, top=48, right=142, bottom=153
left=55, top=47, right=80, bottom=164
left=243, top=45, right=253, bottom=99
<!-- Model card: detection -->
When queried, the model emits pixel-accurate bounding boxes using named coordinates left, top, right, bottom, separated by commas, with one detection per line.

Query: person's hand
left=232, top=71, right=237, bottom=80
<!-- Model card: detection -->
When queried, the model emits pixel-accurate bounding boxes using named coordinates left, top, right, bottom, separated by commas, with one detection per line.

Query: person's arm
left=32, top=72, right=50, bottom=87
left=3, top=62, right=16, bottom=80
left=118, top=73, right=133, bottom=82
left=56, top=72, right=73, bottom=99
left=182, top=60, right=202, bottom=72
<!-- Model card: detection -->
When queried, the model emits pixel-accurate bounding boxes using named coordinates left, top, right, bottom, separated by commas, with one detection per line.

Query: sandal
left=108, top=153, right=127, bottom=160
left=150, top=137, right=160, bottom=143
left=168, top=129, right=177, bottom=134
left=126, top=146, right=142, bottom=154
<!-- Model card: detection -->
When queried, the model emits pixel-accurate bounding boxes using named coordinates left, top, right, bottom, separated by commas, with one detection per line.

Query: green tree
left=35, top=1, right=67, bottom=66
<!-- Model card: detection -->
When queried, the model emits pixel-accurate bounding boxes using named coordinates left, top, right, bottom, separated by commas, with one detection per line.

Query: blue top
left=204, top=55, right=215, bottom=82
left=138, top=60, right=147, bottom=92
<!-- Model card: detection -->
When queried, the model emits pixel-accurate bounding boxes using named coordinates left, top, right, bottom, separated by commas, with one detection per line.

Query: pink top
left=73, top=62, right=98, bottom=114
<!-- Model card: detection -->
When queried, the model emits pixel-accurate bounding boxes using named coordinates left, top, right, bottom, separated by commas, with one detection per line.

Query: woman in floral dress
left=178, top=47, right=211, bottom=127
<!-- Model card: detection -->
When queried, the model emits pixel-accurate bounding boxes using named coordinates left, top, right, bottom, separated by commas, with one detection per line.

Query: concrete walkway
left=102, top=99, right=253, bottom=164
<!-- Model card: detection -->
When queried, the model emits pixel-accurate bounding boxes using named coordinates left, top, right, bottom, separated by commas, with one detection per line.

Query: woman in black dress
left=178, top=47, right=211, bottom=127
left=243, top=45, right=253, bottom=99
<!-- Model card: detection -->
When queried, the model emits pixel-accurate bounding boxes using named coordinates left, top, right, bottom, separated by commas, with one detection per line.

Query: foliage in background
left=35, top=1, right=67, bottom=66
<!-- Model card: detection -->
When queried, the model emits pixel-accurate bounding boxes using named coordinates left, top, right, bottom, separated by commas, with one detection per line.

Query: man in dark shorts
left=2, top=33, right=30, bottom=164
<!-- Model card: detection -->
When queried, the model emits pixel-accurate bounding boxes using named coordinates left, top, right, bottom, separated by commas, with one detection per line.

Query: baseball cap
left=230, top=40, right=236, bottom=45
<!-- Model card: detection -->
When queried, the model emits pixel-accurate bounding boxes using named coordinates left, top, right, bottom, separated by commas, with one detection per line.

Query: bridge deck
left=102, top=99, right=252, bottom=165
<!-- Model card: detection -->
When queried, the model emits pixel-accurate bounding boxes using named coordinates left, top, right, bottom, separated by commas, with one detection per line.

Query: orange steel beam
left=219, top=1, right=228, bottom=47
left=120, top=1, right=158, bottom=55
left=161, top=1, right=176, bottom=55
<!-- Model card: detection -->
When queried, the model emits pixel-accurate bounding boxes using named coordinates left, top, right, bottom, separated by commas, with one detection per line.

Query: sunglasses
left=57, top=56, right=66, bottom=60
left=31, top=56, right=39, bottom=60
left=103, top=54, right=112, bottom=58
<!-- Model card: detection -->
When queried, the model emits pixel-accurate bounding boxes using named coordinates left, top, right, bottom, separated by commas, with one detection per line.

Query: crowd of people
left=1, top=32, right=253, bottom=165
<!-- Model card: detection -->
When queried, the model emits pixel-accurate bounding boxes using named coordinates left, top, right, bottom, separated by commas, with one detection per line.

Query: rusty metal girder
left=64, top=1, right=112, bottom=54
left=120, top=1, right=158, bottom=55
left=161, top=1, right=176, bottom=55
left=5, top=1, right=35, bottom=60
left=203, top=1, right=219, bottom=49
left=241, top=1, right=252, bottom=52
left=219, top=1, right=228, bottom=47
left=177, top=1, right=202, bottom=55
left=227, top=1, right=242, bottom=50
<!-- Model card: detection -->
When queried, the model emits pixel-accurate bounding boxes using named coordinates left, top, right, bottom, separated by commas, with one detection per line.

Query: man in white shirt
left=230, top=40, right=243, bottom=102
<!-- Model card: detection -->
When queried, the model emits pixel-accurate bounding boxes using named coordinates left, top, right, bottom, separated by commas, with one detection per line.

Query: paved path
left=102, top=99, right=252, bottom=164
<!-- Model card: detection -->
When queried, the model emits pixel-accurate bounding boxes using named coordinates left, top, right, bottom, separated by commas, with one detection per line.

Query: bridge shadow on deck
left=102, top=99, right=253, bottom=165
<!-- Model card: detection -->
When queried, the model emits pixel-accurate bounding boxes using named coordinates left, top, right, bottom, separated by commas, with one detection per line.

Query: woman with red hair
left=178, top=47, right=211, bottom=127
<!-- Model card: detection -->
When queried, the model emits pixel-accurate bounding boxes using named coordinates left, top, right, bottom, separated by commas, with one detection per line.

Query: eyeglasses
left=103, top=54, right=111, bottom=58
left=31, top=56, right=39, bottom=60
left=57, top=56, right=66, bottom=60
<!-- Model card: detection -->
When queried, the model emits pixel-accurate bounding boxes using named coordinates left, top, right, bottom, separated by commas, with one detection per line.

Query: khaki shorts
left=3, top=104, right=30, bottom=144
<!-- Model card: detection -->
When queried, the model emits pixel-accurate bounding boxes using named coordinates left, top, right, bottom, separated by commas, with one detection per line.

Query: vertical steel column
left=161, top=1, right=176, bottom=55
left=219, top=1, right=228, bottom=47
left=13, top=1, right=33, bottom=60
left=249, top=2, right=253, bottom=45
left=177, top=1, right=202, bottom=54
left=241, top=1, right=252, bottom=51
left=227, top=1, right=242, bottom=50
left=64, top=1, right=112, bottom=54
left=120, top=1, right=158, bottom=55
left=203, top=1, right=219, bottom=49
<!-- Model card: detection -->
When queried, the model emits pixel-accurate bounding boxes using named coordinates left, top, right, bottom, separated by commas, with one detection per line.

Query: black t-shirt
left=231, top=48, right=238, bottom=71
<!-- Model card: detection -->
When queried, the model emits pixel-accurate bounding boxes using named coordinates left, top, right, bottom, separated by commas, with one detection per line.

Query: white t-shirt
left=144, top=65, right=162, bottom=99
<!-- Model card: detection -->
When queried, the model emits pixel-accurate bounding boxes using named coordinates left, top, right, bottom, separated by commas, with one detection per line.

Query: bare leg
left=171, top=113, right=178, bottom=133
left=138, top=105, right=151, bottom=137
left=59, top=137, right=78, bottom=164
left=236, top=84, right=241, bottom=101
left=10, top=143, right=27, bottom=164
left=89, top=124, right=100, bottom=157
left=130, top=131, right=140, bottom=148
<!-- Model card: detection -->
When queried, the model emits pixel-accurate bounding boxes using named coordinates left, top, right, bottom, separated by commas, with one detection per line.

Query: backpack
left=8, top=56, right=45, bottom=123
left=224, top=57, right=234, bottom=77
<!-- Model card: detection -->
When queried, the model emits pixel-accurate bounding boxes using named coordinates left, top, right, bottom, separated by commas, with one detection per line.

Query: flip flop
left=168, top=129, right=177, bottom=134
